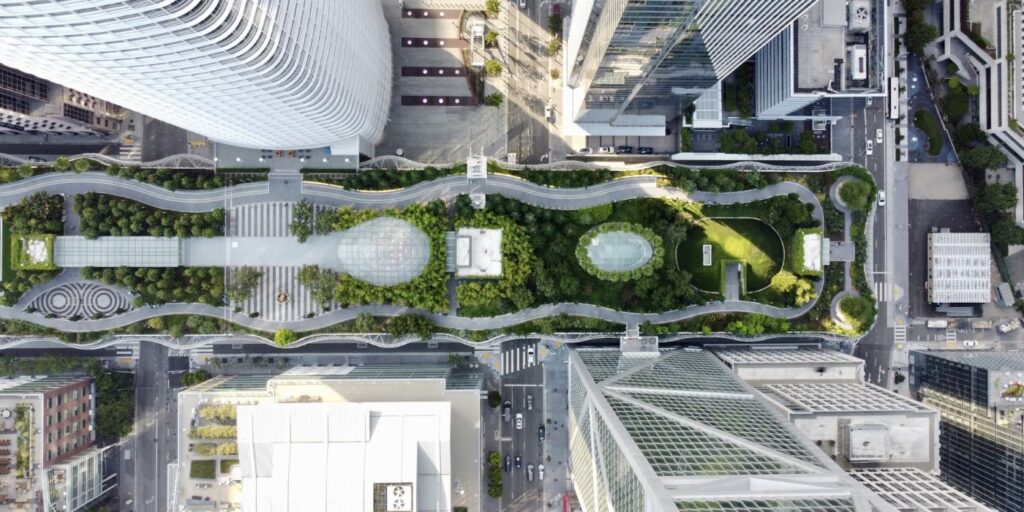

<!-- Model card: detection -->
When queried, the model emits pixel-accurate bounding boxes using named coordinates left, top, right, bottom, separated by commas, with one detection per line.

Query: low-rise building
left=175, top=364, right=482, bottom=512
left=927, top=231, right=991, bottom=304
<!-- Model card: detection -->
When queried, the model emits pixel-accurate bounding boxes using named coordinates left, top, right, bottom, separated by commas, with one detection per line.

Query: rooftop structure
left=0, top=375, right=105, bottom=512
left=236, top=402, right=450, bottom=512
left=909, top=349, right=1024, bottom=511
left=0, top=63, right=126, bottom=137
left=0, top=0, right=392, bottom=153
left=755, top=0, right=886, bottom=120
left=53, top=237, right=182, bottom=268
left=454, top=228, right=502, bottom=277
left=568, top=348, right=892, bottom=512
left=927, top=231, right=991, bottom=304
left=176, top=364, right=482, bottom=512
left=849, top=468, right=995, bottom=512
left=563, top=0, right=817, bottom=134
left=712, top=345, right=940, bottom=472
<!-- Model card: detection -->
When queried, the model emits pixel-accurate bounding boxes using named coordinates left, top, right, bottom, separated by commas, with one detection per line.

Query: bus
left=887, top=77, right=900, bottom=120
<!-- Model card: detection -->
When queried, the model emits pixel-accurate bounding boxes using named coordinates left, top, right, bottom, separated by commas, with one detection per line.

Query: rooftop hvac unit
left=386, top=484, right=413, bottom=512
left=848, top=0, right=871, bottom=33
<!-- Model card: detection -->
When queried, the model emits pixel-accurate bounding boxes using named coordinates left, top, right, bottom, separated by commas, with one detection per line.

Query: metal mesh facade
left=0, top=0, right=392, bottom=150
left=568, top=348, right=879, bottom=512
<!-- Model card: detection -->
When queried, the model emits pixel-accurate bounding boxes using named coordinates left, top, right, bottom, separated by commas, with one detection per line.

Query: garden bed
left=74, top=192, right=224, bottom=238
left=190, top=460, right=216, bottom=480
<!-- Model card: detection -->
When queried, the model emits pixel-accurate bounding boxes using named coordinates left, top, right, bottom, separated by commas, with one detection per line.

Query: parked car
left=519, top=0, right=527, bottom=9
left=865, top=140, right=874, bottom=155
left=502, top=401, right=511, bottom=423
left=527, top=345, right=536, bottom=365
left=963, top=340, right=978, bottom=347
left=876, top=128, right=883, bottom=144
left=527, top=464, right=535, bottom=482
left=877, top=190, right=886, bottom=207
left=539, top=464, right=545, bottom=480
left=515, top=454, right=522, bottom=468
left=544, top=104, right=553, bottom=120
left=526, top=394, right=533, bottom=411
left=577, top=147, right=593, bottom=154
left=598, top=146, right=615, bottom=154
left=638, top=146, right=654, bottom=154
left=538, top=425, right=546, bottom=442
left=616, top=145, right=634, bottom=154
left=504, top=455, right=511, bottom=472
left=515, top=413, right=523, bottom=430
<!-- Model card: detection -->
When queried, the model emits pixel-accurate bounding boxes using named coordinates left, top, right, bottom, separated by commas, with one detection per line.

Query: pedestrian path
left=231, top=266, right=334, bottom=322
left=873, top=281, right=894, bottom=302
left=502, top=342, right=538, bottom=375
left=228, top=202, right=294, bottom=237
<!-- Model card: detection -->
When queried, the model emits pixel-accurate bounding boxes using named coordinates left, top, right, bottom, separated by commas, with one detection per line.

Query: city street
left=506, top=0, right=554, bottom=163
left=129, top=342, right=177, bottom=512
left=498, top=339, right=545, bottom=512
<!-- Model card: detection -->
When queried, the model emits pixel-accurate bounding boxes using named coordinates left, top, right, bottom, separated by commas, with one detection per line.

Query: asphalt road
left=507, top=0, right=553, bottom=163
left=132, top=342, right=176, bottom=512
left=499, top=339, right=545, bottom=512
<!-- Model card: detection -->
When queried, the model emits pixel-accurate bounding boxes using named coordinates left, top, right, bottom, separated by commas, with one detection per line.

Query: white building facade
left=0, top=0, right=392, bottom=153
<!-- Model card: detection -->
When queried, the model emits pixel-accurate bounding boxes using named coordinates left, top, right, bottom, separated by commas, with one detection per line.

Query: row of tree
left=74, top=192, right=224, bottom=238
left=82, top=266, right=225, bottom=306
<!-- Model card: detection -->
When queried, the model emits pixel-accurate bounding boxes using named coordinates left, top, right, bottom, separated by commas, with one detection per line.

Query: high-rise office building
left=567, top=347, right=890, bottom=511
left=0, top=0, right=392, bottom=153
left=909, top=350, right=1024, bottom=511
left=564, top=0, right=817, bottom=132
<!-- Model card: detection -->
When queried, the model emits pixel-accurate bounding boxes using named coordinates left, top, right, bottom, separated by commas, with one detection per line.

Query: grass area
left=11, top=234, right=55, bottom=270
left=190, top=460, right=216, bottom=480
left=220, top=459, right=238, bottom=474
left=678, top=218, right=784, bottom=293
left=914, top=109, right=944, bottom=156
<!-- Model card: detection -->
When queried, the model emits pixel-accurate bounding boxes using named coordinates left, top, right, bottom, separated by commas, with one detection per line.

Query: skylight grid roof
left=336, top=216, right=430, bottom=286
left=849, top=468, right=995, bottom=512
left=759, top=383, right=924, bottom=412
left=604, top=395, right=809, bottom=477
left=577, top=350, right=654, bottom=382
left=675, top=498, right=856, bottom=512
left=623, top=391, right=821, bottom=465
left=914, top=350, right=1024, bottom=371
left=612, top=351, right=746, bottom=394
left=713, top=347, right=860, bottom=365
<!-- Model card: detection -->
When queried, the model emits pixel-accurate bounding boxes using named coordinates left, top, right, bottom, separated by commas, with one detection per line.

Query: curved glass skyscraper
left=0, top=0, right=392, bottom=151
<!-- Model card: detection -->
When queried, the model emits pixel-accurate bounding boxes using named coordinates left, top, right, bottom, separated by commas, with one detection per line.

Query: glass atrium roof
left=585, top=231, right=653, bottom=272
left=674, top=498, right=856, bottom=512
left=336, top=216, right=430, bottom=286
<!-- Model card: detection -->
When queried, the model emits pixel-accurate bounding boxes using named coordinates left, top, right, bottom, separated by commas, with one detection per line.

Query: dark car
left=616, top=145, right=634, bottom=154
left=515, top=454, right=522, bottom=468
left=638, top=146, right=654, bottom=154
left=504, top=455, right=511, bottom=473
left=502, top=401, right=511, bottom=423
left=538, top=425, right=546, bottom=443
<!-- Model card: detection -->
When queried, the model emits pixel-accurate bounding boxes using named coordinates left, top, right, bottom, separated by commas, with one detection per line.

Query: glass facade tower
left=567, top=0, right=817, bottom=122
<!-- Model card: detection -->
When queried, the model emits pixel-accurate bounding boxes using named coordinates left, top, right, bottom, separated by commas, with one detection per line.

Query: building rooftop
left=928, top=231, right=991, bottom=304
left=757, top=382, right=929, bottom=413
left=237, top=402, right=450, bottom=512
left=714, top=346, right=863, bottom=366
left=911, top=349, right=1024, bottom=371
left=850, top=468, right=996, bottom=512
left=454, top=228, right=502, bottom=277
left=570, top=348, right=886, bottom=511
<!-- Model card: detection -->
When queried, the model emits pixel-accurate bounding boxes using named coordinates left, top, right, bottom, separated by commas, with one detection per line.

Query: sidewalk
left=541, top=340, right=570, bottom=510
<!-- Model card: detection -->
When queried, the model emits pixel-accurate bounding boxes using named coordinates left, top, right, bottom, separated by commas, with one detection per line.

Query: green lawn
left=190, top=460, right=216, bottom=480
left=678, top=218, right=784, bottom=292
left=11, top=234, right=55, bottom=270
left=914, top=109, right=943, bottom=156
left=220, top=459, right=238, bottom=474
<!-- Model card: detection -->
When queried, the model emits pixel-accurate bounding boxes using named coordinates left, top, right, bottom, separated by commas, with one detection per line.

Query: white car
left=877, top=190, right=886, bottom=207
left=538, top=464, right=545, bottom=480
left=527, top=345, right=535, bottom=365
left=876, top=128, right=883, bottom=144
left=963, top=340, right=978, bottom=347
left=519, top=0, right=526, bottom=8
left=598, top=146, right=615, bottom=154
left=544, top=104, right=553, bottom=120
left=865, top=140, right=874, bottom=156
left=515, top=413, right=523, bottom=430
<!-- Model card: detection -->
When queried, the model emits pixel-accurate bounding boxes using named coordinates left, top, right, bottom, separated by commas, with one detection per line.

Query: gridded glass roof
left=622, top=391, right=821, bottom=465
left=758, top=382, right=926, bottom=413
left=206, top=376, right=273, bottom=391
left=604, top=395, right=810, bottom=477
left=913, top=350, right=1024, bottom=371
left=585, top=231, right=653, bottom=272
left=577, top=350, right=653, bottom=382
left=675, top=498, right=856, bottom=512
left=54, top=236, right=181, bottom=267
left=611, top=350, right=746, bottom=394
left=713, top=346, right=860, bottom=366
left=336, top=216, right=430, bottom=286
left=850, top=468, right=992, bottom=511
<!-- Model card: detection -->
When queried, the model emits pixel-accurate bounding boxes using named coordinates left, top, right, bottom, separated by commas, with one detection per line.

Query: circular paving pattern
left=30, top=281, right=132, bottom=318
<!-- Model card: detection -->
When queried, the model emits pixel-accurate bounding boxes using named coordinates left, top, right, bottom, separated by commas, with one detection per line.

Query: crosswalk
left=893, top=325, right=906, bottom=345
left=113, top=343, right=138, bottom=358
left=873, top=281, right=894, bottom=302
left=501, top=343, right=538, bottom=376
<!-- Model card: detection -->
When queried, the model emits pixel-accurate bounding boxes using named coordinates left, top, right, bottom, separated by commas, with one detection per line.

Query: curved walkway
left=0, top=172, right=825, bottom=332
left=828, top=177, right=860, bottom=328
